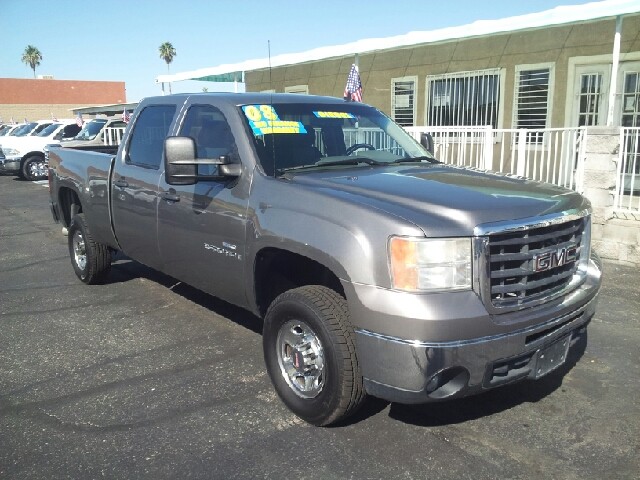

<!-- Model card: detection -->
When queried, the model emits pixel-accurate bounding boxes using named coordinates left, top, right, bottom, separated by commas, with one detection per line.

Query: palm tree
left=158, top=42, right=176, bottom=93
left=22, top=45, right=43, bottom=78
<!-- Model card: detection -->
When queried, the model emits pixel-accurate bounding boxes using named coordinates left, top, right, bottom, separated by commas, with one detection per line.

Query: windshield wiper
left=392, top=156, right=441, bottom=165
left=277, top=157, right=384, bottom=175
left=315, top=157, right=384, bottom=167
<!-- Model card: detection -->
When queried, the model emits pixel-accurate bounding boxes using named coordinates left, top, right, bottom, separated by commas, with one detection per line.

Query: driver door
left=157, top=103, right=250, bottom=307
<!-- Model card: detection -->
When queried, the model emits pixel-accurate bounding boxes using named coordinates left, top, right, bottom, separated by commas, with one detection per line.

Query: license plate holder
left=535, top=334, right=571, bottom=379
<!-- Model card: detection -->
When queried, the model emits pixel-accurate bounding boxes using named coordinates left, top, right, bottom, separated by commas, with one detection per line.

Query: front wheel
left=21, top=154, right=48, bottom=181
left=263, top=285, right=365, bottom=426
left=68, top=214, right=111, bottom=284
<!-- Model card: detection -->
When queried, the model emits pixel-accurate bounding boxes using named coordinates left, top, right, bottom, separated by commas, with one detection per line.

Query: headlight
left=389, top=237, right=472, bottom=292
left=2, top=147, right=20, bottom=156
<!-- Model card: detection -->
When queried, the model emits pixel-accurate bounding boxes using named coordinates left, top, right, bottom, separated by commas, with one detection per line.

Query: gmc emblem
left=533, top=245, right=578, bottom=273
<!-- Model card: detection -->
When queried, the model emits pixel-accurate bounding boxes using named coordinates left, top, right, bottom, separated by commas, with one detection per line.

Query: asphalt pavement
left=1, top=173, right=638, bottom=480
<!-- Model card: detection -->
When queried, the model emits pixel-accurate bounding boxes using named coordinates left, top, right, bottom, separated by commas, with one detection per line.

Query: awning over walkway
left=71, top=102, right=139, bottom=116
left=155, top=0, right=640, bottom=86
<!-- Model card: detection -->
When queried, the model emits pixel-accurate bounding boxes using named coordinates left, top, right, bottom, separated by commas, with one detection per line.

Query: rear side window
left=126, top=105, right=176, bottom=169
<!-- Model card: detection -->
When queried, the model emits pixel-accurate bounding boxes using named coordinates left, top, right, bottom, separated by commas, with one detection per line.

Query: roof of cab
left=139, top=92, right=355, bottom=107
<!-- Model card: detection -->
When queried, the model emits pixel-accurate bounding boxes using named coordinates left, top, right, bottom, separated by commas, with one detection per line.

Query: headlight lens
left=389, top=237, right=472, bottom=292
left=2, top=147, right=20, bottom=156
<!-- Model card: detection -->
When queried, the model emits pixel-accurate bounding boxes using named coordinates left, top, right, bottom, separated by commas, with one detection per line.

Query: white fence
left=614, top=127, right=640, bottom=212
left=404, top=126, right=587, bottom=192
left=102, top=127, right=126, bottom=146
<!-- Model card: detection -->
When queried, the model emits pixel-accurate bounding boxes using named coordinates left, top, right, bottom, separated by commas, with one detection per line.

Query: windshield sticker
left=242, top=105, right=307, bottom=135
left=313, top=111, right=356, bottom=119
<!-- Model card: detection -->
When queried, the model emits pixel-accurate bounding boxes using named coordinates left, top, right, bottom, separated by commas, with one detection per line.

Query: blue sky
left=1, top=0, right=596, bottom=101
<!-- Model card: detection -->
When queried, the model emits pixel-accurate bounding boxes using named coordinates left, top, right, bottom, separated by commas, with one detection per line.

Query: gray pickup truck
left=48, top=93, right=602, bottom=426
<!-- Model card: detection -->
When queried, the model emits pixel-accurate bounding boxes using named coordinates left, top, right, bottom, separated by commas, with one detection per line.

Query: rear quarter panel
left=49, top=147, right=118, bottom=248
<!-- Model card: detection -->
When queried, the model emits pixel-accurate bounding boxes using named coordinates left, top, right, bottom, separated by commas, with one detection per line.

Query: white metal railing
left=102, top=127, right=126, bottom=146
left=342, top=128, right=404, bottom=155
left=614, top=127, right=640, bottom=212
left=404, top=126, right=586, bottom=192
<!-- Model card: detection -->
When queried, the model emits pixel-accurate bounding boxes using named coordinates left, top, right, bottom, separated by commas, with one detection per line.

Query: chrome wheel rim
left=72, top=230, right=87, bottom=271
left=28, top=159, right=46, bottom=179
left=276, top=319, right=325, bottom=398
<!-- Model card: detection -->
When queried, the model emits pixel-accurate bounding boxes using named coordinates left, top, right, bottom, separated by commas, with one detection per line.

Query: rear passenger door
left=111, top=103, right=176, bottom=270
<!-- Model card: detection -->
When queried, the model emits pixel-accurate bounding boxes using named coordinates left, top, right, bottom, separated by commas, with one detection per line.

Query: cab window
left=126, top=105, right=176, bottom=169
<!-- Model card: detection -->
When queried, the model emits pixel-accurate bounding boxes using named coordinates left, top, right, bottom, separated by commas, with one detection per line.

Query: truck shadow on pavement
left=108, top=255, right=263, bottom=334
left=106, top=255, right=587, bottom=428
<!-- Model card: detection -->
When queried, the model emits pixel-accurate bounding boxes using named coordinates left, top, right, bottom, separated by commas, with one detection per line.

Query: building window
left=514, top=65, right=553, bottom=130
left=426, top=69, right=502, bottom=128
left=391, top=76, right=417, bottom=126
left=621, top=71, right=640, bottom=128
left=285, top=85, right=309, bottom=94
left=577, top=73, right=603, bottom=126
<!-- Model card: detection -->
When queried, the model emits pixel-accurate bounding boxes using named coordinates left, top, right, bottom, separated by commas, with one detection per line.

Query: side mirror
left=164, top=136, right=198, bottom=185
left=164, top=137, right=242, bottom=186
left=420, top=132, right=434, bottom=155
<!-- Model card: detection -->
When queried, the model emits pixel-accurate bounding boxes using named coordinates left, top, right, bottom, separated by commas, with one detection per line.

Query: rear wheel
left=263, top=285, right=365, bottom=426
left=21, top=154, right=48, bottom=181
left=68, top=214, right=111, bottom=284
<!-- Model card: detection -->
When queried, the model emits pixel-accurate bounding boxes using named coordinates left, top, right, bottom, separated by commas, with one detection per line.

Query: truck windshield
left=14, top=123, right=38, bottom=137
left=37, top=123, right=61, bottom=137
left=240, top=102, right=433, bottom=176
left=75, top=119, right=108, bottom=140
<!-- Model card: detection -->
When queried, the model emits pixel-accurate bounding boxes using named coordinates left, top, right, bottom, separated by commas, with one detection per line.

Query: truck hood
left=285, top=164, right=588, bottom=236
left=0, top=135, right=57, bottom=152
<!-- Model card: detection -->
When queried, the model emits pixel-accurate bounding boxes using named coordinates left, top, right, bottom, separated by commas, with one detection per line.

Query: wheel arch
left=253, top=247, right=346, bottom=318
left=21, top=150, right=45, bottom=162
left=57, top=185, right=83, bottom=228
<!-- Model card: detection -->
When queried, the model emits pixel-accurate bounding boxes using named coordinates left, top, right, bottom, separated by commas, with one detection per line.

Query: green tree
left=158, top=42, right=176, bottom=93
left=22, top=45, right=43, bottom=78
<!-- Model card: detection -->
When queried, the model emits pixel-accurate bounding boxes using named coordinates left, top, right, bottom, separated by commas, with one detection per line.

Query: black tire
left=21, top=154, right=47, bottom=181
left=68, top=213, right=111, bottom=284
left=263, top=285, right=365, bottom=426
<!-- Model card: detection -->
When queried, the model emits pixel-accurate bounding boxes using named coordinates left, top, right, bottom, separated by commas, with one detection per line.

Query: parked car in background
left=43, top=116, right=128, bottom=182
left=61, top=116, right=128, bottom=151
left=6, top=120, right=55, bottom=139
left=1, top=123, right=28, bottom=137
left=0, top=120, right=81, bottom=180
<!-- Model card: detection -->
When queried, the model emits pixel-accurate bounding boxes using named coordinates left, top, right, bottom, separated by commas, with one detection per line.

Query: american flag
left=122, top=108, right=131, bottom=123
left=76, top=114, right=83, bottom=127
left=343, top=64, right=363, bottom=102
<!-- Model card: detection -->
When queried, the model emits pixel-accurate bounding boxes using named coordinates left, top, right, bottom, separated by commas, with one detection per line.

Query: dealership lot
left=1, top=173, right=638, bottom=479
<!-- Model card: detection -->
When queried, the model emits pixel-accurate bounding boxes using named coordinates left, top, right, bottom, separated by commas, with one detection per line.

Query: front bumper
left=345, top=255, right=602, bottom=404
left=0, top=156, right=20, bottom=173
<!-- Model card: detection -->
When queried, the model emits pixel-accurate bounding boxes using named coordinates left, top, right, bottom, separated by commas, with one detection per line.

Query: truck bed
left=49, top=146, right=117, bottom=248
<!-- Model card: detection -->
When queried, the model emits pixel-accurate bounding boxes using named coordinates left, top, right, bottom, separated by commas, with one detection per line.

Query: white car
left=0, top=120, right=80, bottom=180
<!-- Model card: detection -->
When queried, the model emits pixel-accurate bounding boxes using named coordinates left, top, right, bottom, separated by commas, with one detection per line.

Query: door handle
left=114, top=179, right=129, bottom=188
left=160, top=191, right=180, bottom=202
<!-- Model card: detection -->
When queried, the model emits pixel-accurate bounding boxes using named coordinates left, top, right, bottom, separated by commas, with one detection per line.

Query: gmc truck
left=48, top=93, right=602, bottom=426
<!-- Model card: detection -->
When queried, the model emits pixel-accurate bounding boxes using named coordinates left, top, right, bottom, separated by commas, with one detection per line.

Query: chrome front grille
left=475, top=212, right=590, bottom=312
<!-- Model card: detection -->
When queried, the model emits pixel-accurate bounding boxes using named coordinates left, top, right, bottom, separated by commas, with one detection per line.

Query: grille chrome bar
left=475, top=210, right=590, bottom=313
